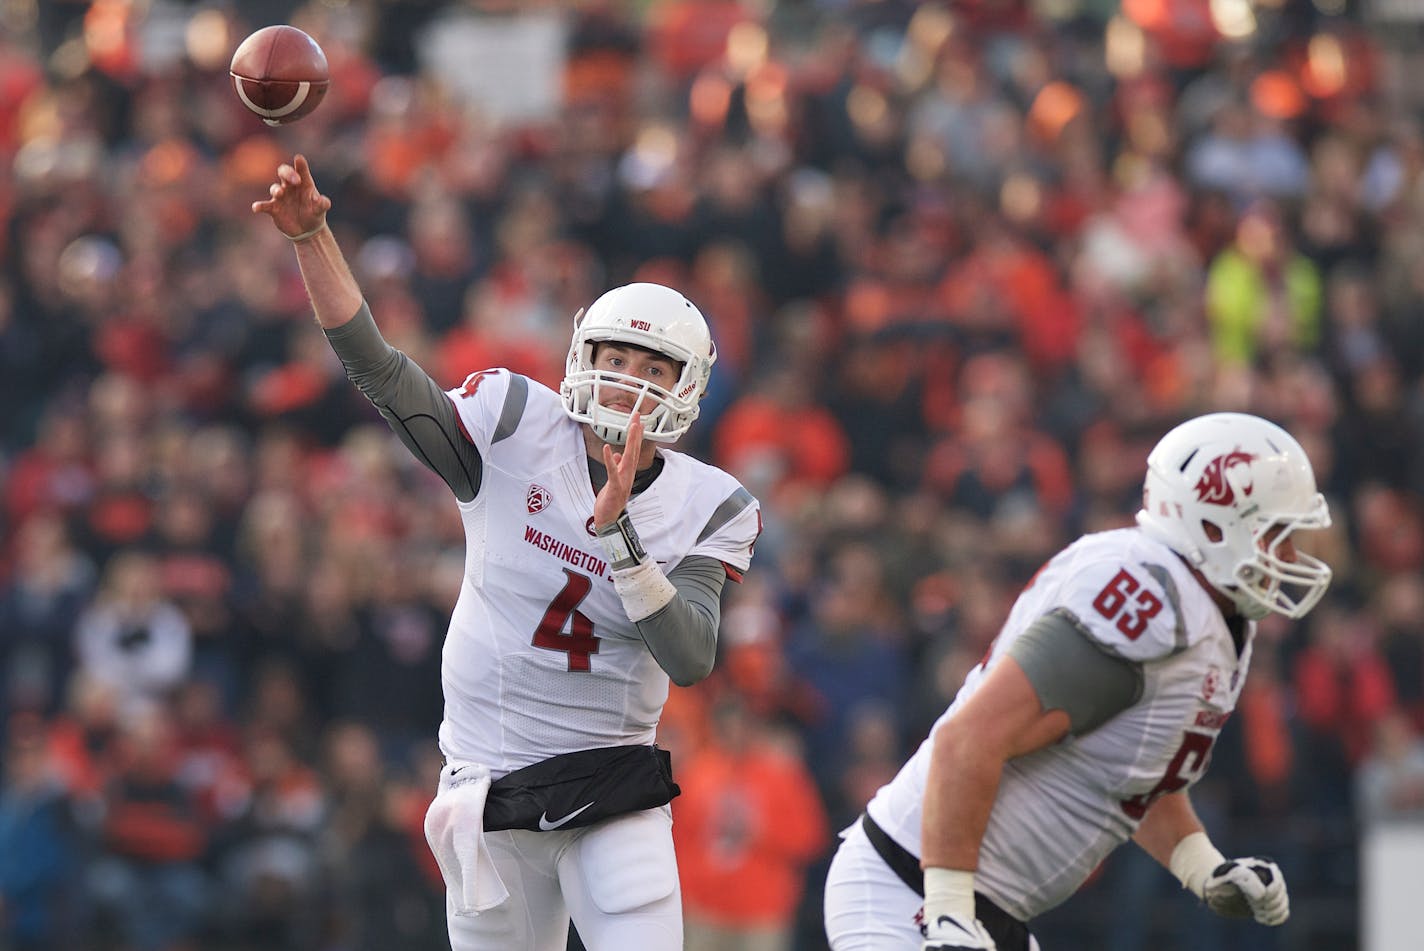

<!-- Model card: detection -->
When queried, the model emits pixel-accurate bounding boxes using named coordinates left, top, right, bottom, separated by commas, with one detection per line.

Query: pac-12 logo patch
left=527, top=484, right=552, bottom=514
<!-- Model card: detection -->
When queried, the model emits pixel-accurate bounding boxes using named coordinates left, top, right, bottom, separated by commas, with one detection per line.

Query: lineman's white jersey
left=435, top=369, right=759, bottom=777
left=867, top=527, right=1250, bottom=921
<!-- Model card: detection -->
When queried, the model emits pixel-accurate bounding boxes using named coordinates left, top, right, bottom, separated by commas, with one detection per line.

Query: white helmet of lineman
left=1136, top=412, right=1332, bottom=620
left=560, top=282, right=717, bottom=446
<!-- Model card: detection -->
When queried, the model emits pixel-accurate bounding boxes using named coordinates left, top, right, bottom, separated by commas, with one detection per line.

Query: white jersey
left=434, top=369, right=759, bottom=777
left=867, top=528, right=1251, bottom=921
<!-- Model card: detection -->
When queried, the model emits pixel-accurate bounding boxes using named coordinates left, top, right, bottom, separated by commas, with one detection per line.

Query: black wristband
left=595, top=511, right=647, bottom=571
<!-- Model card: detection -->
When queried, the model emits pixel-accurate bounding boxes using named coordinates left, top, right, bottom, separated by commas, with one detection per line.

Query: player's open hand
left=251, top=153, right=330, bottom=240
left=594, top=412, right=643, bottom=530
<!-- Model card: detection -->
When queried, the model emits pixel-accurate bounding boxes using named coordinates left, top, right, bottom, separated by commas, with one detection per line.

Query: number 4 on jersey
left=532, top=569, right=601, bottom=671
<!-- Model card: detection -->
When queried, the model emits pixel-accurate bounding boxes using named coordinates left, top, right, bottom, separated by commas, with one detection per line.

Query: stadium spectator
left=1204, top=201, right=1323, bottom=366
left=0, top=714, right=80, bottom=951
left=1355, top=707, right=1424, bottom=824
left=72, top=551, right=194, bottom=720
left=0, top=512, right=95, bottom=720
left=84, top=709, right=209, bottom=951
left=1293, top=603, right=1399, bottom=770
left=674, top=692, right=829, bottom=951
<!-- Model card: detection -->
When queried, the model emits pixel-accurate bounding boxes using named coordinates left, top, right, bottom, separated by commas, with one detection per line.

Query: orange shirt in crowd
left=673, top=735, right=829, bottom=927
left=713, top=394, right=851, bottom=503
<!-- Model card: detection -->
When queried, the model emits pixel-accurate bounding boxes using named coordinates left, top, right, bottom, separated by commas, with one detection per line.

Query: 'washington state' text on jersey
left=868, top=528, right=1251, bottom=921
left=436, top=369, right=759, bottom=777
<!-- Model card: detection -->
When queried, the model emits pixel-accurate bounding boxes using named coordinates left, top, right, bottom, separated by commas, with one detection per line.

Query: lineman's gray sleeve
left=1007, top=608, right=1144, bottom=735
left=323, top=302, right=483, bottom=502
left=635, top=555, right=726, bottom=687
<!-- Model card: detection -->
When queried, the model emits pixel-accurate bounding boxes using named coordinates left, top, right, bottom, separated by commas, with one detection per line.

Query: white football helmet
left=560, top=282, right=716, bottom=445
left=1136, top=413, right=1332, bottom=620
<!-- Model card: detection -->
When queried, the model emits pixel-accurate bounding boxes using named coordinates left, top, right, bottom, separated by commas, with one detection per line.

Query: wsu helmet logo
left=526, top=484, right=552, bottom=515
left=1194, top=449, right=1256, bottom=506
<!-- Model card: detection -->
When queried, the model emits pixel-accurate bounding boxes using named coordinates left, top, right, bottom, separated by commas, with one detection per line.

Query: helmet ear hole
left=1202, top=520, right=1224, bottom=543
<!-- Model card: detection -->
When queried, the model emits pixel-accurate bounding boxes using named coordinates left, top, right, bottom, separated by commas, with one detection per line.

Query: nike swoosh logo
left=538, top=801, right=596, bottom=830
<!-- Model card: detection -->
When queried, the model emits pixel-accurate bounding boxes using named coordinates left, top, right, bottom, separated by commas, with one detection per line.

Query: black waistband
left=861, top=812, right=926, bottom=894
left=483, top=745, right=679, bottom=832
left=859, top=813, right=1032, bottom=951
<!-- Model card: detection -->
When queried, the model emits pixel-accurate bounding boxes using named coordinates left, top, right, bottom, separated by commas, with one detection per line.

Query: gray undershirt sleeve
left=1007, top=609, right=1144, bottom=736
left=634, top=555, right=727, bottom=687
left=323, top=302, right=484, bottom=502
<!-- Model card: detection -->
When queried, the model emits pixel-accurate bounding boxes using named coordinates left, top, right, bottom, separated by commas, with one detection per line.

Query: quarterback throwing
left=253, top=156, right=759, bottom=951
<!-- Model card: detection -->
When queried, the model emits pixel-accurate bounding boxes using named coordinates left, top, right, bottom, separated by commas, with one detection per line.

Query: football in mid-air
left=229, top=25, right=329, bottom=126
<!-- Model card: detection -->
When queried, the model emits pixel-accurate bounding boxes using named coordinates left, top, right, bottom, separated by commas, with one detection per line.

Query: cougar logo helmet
left=1136, top=413, right=1332, bottom=619
left=560, top=283, right=716, bottom=445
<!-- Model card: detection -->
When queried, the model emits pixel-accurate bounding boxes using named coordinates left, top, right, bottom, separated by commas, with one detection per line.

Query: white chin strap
left=583, top=376, right=674, bottom=446
left=591, top=417, right=628, bottom=446
left=588, top=399, right=641, bottom=446
left=1233, top=593, right=1272, bottom=621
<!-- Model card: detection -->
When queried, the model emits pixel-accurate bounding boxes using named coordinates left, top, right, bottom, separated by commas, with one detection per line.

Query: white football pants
left=824, top=819, right=928, bottom=950
left=823, top=821, right=1041, bottom=951
left=446, top=804, right=682, bottom=951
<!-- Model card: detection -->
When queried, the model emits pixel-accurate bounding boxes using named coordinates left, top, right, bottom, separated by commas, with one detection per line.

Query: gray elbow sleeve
left=635, top=556, right=726, bottom=686
left=1007, top=609, right=1144, bottom=735
left=324, top=301, right=483, bottom=501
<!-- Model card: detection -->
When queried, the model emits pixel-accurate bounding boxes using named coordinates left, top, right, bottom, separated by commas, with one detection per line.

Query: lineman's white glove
left=922, top=867, right=996, bottom=950
left=1203, top=858, right=1290, bottom=926
left=922, top=913, right=997, bottom=951
left=1170, top=832, right=1289, bottom=926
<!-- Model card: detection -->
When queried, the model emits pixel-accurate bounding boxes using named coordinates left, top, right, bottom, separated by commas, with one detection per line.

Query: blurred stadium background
left=2, top=1, right=1423, bottom=949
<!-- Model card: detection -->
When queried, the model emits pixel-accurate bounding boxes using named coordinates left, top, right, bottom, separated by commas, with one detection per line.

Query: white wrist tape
left=923, top=867, right=976, bottom=922
left=610, top=559, right=676, bottom=623
left=1169, top=831, right=1227, bottom=898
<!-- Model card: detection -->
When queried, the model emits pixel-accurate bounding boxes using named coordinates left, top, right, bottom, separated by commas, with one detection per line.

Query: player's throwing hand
left=250, top=153, right=330, bottom=241
left=594, top=411, right=644, bottom=529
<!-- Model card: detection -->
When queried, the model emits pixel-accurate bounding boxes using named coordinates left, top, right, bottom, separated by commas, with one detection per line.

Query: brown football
left=229, top=25, right=329, bottom=127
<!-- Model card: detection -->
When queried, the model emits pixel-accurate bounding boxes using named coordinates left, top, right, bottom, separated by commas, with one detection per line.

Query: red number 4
left=532, top=569, right=601, bottom=671
left=459, top=369, right=499, bottom=398
left=1092, top=568, right=1163, bottom=640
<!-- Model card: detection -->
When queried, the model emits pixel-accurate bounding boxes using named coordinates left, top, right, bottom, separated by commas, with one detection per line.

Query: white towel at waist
left=423, top=761, right=509, bottom=916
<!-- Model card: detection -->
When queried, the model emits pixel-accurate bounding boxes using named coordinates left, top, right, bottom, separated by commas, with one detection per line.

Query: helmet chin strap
left=1233, top=591, right=1271, bottom=621
left=588, top=403, right=630, bottom=446
left=592, top=422, right=628, bottom=447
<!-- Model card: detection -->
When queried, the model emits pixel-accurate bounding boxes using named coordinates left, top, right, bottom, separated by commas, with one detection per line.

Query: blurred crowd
left=2, top=0, right=1424, bottom=949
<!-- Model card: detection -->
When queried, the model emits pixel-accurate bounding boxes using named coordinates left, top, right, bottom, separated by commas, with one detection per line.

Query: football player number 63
left=532, top=569, right=601, bottom=671
left=1092, top=568, right=1163, bottom=641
